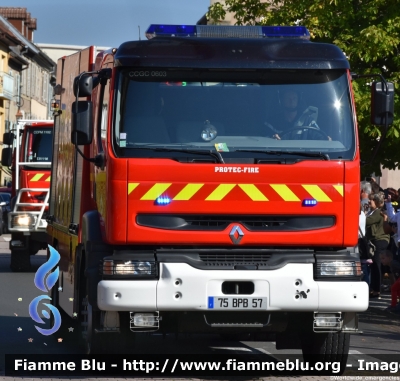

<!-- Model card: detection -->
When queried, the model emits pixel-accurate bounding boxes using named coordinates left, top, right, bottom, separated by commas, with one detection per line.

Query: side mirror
left=2, top=132, right=14, bottom=145
left=371, top=81, right=394, bottom=126
left=71, top=101, right=93, bottom=145
left=73, top=74, right=94, bottom=97
left=0, top=202, right=6, bottom=207
left=1, top=147, right=12, bottom=167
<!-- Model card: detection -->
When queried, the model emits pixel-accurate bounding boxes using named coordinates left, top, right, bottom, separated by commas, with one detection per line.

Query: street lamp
left=50, top=99, right=59, bottom=111
left=15, top=109, right=23, bottom=122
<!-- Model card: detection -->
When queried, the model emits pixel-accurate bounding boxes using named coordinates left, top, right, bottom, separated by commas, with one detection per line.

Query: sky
left=0, top=0, right=210, bottom=47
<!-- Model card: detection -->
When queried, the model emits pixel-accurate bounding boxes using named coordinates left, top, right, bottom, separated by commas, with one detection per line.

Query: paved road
left=0, top=234, right=399, bottom=380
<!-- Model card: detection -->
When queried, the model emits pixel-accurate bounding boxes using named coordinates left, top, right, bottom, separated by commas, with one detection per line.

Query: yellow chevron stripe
left=31, top=174, right=44, bottom=181
left=333, top=185, right=343, bottom=197
left=271, top=184, right=300, bottom=201
left=238, top=184, right=268, bottom=201
left=128, top=183, right=139, bottom=195
left=302, top=185, right=332, bottom=202
left=96, top=172, right=106, bottom=182
left=45, top=176, right=51, bottom=182
left=141, top=183, right=172, bottom=200
left=206, top=184, right=236, bottom=201
left=174, top=184, right=204, bottom=200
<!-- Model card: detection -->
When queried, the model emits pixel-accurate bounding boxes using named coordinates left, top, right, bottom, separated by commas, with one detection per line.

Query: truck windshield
left=114, top=69, right=355, bottom=161
left=25, top=128, right=53, bottom=163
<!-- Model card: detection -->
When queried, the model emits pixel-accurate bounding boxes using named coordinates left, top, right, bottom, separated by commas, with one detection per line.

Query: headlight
left=101, top=259, right=157, bottom=278
left=115, top=261, right=153, bottom=275
left=315, top=261, right=361, bottom=278
left=11, top=214, right=36, bottom=227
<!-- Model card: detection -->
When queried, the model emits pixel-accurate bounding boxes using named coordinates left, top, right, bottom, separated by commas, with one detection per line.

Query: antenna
left=138, top=25, right=141, bottom=41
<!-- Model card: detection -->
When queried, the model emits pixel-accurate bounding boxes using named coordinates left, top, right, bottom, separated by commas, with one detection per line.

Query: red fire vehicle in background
left=47, top=24, right=393, bottom=363
left=1, top=120, right=53, bottom=271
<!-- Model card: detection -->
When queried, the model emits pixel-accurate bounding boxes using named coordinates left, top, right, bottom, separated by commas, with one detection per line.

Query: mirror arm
left=351, top=73, right=389, bottom=92
left=72, top=138, right=104, bottom=168
left=73, top=139, right=96, bottom=163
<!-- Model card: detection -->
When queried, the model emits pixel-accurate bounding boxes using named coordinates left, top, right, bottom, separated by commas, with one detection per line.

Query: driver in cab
left=265, top=89, right=330, bottom=141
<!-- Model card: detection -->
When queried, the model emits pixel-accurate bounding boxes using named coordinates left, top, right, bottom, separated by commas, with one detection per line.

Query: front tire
left=80, top=292, right=105, bottom=354
left=301, top=331, right=349, bottom=374
left=10, top=248, right=31, bottom=272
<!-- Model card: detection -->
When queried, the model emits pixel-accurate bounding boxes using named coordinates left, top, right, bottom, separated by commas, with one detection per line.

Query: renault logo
left=229, top=225, right=244, bottom=245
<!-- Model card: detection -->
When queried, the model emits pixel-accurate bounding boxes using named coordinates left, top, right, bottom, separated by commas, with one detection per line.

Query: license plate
left=208, top=297, right=267, bottom=310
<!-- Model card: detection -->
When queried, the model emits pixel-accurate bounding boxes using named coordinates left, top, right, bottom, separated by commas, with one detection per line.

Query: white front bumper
left=97, top=263, right=368, bottom=312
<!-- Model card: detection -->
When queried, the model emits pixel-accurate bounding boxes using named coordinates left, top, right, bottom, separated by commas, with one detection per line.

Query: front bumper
left=97, top=263, right=368, bottom=312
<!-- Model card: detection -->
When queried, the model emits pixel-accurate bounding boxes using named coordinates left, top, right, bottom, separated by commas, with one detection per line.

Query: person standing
left=380, top=250, right=400, bottom=312
left=360, top=181, right=372, bottom=212
left=359, top=203, right=371, bottom=285
left=366, top=193, right=390, bottom=298
left=385, top=194, right=400, bottom=261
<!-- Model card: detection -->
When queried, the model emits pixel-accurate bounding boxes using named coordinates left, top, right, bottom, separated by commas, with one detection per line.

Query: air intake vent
left=199, top=253, right=271, bottom=267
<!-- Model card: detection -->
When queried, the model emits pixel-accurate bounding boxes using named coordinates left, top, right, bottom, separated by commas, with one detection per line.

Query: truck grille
left=137, top=214, right=334, bottom=231
left=199, top=253, right=271, bottom=266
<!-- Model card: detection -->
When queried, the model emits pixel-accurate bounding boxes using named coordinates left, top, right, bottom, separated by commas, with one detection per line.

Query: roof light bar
left=145, top=25, right=310, bottom=40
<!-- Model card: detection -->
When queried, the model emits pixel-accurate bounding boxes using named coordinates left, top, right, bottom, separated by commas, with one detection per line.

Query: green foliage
left=207, top=0, right=400, bottom=175
left=207, top=0, right=269, bottom=25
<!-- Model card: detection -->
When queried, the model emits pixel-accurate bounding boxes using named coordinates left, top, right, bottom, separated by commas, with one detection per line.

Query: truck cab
left=1, top=120, right=53, bottom=271
left=48, top=25, right=393, bottom=365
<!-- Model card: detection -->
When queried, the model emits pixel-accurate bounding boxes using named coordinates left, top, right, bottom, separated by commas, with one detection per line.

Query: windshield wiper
left=129, top=146, right=225, bottom=164
left=235, top=149, right=330, bottom=161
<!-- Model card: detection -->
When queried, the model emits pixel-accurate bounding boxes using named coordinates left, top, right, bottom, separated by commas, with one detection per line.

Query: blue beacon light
left=302, top=199, right=318, bottom=207
left=156, top=196, right=171, bottom=205
left=146, top=24, right=197, bottom=38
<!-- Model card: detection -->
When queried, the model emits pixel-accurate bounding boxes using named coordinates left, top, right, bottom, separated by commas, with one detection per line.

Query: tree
left=208, top=0, right=400, bottom=176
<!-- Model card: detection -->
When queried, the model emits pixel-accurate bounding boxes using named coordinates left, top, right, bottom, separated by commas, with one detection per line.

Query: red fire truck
left=1, top=120, right=53, bottom=271
left=47, top=25, right=393, bottom=361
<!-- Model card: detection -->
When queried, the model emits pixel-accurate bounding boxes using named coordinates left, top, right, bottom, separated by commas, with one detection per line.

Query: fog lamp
left=314, top=313, right=342, bottom=331
left=133, top=313, right=158, bottom=327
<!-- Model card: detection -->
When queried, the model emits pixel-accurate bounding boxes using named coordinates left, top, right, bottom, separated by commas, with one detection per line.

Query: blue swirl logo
left=29, top=245, right=62, bottom=336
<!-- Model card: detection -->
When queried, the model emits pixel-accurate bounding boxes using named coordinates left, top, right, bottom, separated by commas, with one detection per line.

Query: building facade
left=37, top=43, right=111, bottom=66
left=0, top=8, right=55, bottom=186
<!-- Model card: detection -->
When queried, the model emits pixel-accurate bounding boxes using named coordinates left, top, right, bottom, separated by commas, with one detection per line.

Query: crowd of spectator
left=359, top=178, right=400, bottom=313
